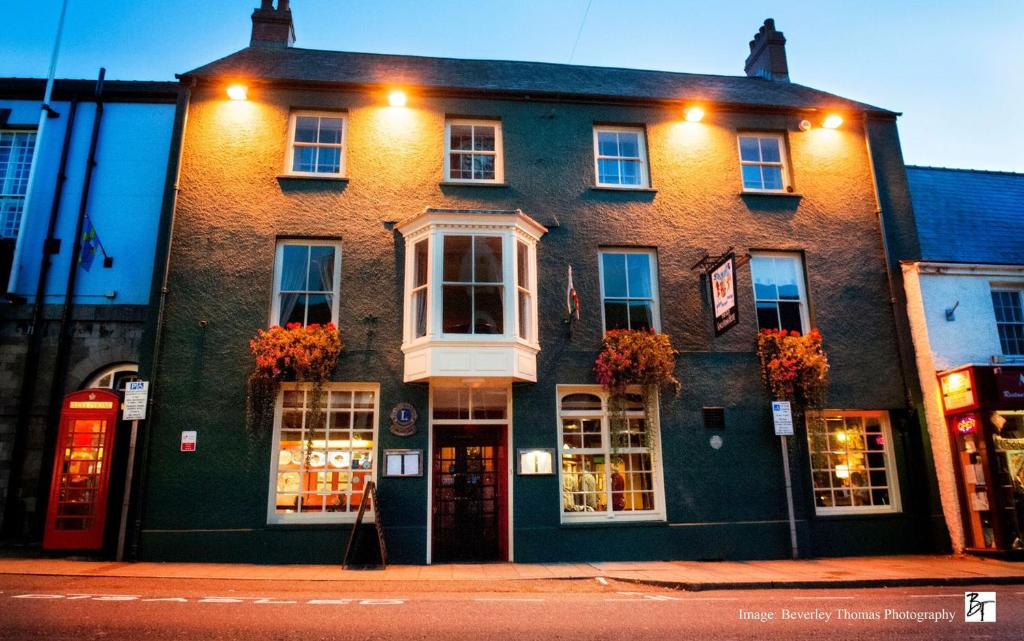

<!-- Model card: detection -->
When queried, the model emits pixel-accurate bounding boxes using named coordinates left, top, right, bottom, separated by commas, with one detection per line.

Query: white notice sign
left=180, top=431, right=197, bottom=452
left=123, top=381, right=149, bottom=421
left=772, top=401, right=794, bottom=436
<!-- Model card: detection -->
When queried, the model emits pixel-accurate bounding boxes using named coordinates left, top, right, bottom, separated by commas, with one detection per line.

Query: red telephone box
left=43, top=389, right=121, bottom=550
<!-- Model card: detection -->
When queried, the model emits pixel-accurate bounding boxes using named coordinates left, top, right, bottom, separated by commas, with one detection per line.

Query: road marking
left=608, top=592, right=681, bottom=602
left=682, top=597, right=739, bottom=601
left=596, top=577, right=609, bottom=586
left=474, top=598, right=545, bottom=602
left=791, top=596, right=855, bottom=600
left=909, top=594, right=961, bottom=599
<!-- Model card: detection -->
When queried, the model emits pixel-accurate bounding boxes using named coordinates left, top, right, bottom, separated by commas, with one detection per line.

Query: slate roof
left=182, top=47, right=893, bottom=115
left=906, top=166, right=1024, bottom=265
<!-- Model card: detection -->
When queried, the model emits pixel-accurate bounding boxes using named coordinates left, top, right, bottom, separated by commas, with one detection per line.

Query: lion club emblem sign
left=389, top=402, right=418, bottom=437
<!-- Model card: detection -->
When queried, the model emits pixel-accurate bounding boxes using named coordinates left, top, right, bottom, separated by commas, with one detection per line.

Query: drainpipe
left=127, top=79, right=193, bottom=559
left=32, top=69, right=106, bottom=536
left=861, top=115, right=915, bottom=407
left=1, top=97, right=79, bottom=538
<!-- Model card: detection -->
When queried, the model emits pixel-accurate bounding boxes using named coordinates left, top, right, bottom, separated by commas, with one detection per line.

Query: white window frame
left=515, top=239, right=535, bottom=342
left=269, top=239, right=342, bottom=327
left=284, top=111, right=347, bottom=178
left=598, top=248, right=661, bottom=333
left=444, top=119, right=504, bottom=184
left=991, top=288, right=1024, bottom=356
left=737, top=133, right=790, bottom=193
left=266, top=382, right=380, bottom=524
left=0, top=129, right=37, bottom=239
left=439, top=233, right=507, bottom=336
left=749, top=251, right=810, bottom=334
left=557, top=385, right=666, bottom=523
left=806, top=410, right=902, bottom=515
left=593, top=125, right=650, bottom=188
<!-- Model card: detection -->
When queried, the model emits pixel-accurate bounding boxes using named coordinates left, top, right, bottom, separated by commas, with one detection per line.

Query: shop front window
left=558, top=387, right=663, bottom=522
left=268, top=384, right=378, bottom=523
left=806, top=410, right=900, bottom=514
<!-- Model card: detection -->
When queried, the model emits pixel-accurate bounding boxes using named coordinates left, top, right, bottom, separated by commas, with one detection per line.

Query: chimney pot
left=744, top=18, right=789, bottom=82
left=251, top=0, right=296, bottom=49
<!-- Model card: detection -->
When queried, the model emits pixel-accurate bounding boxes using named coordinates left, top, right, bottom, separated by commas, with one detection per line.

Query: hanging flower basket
left=594, top=329, right=680, bottom=450
left=247, top=323, right=344, bottom=433
left=756, top=328, right=829, bottom=410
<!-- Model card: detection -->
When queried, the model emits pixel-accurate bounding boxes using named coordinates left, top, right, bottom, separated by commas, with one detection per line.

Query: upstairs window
left=738, top=134, right=789, bottom=192
left=445, top=119, right=503, bottom=183
left=442, top=235, right=504, bottom=335
left=516, top=240, right=533, bottom=341
left=0, top=130, right=36, bottom=238
left=286, top=112, right=346, bottom=177
left=271, top=240, right=341, bottom=326
left=992, top=289, right=1024, bottom=355
left=594, top=126, right=649, bottom=188
left=750, top=252, right=808, bottom=333
left=600, top=249, right=659, bottom=332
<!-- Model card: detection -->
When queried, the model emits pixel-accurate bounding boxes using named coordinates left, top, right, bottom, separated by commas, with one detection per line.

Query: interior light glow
left=684, top=106, right=705, bottom=122
left=388, top=90, right=408, bottom=107
left=226, top=84, right=248, bottom=101
left=835, top=464, right=850, bottom=480
left=822, top=114, right=843, bottom=129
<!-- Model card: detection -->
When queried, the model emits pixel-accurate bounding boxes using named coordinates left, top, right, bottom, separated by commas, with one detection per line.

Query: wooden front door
left=43, top=389, right=120, bottom=550
left=432, top=426, right=507, bottom=562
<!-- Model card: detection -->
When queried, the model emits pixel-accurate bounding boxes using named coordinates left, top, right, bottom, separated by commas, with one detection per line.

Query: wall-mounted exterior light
left=226, top=84, right=248, bottom=101
left=388, top=90, right=408, bottom=107
left=798, top=119, right=812, bottom=132
left=822, top=114, right=843, bottom=129
left=684, top=106, right=705, bottom=122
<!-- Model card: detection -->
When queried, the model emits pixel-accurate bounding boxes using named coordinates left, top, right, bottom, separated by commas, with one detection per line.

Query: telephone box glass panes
left=56, top=419, right=106, bottom=530
left=601, top=251, right=656, bottom=331
left=273, top=387, right=376, bottom=516
left=276, top=243, right=337, bottom=327
left=442, top=235, right=504, bottom=334
left=750, top=254, right=806, bottom=333
left=992, top=290, right=1024, bottom=355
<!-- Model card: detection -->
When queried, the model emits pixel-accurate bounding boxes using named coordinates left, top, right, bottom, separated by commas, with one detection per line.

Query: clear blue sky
left=3, top=1, right=1022, bottom=172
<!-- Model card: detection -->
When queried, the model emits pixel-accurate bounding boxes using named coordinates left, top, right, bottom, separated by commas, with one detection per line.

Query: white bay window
left=397, top=208, right=545, bottom=382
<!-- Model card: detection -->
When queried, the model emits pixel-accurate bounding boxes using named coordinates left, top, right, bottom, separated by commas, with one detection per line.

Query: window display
left=557, top=388, right=663, bottom=521
left=806, top=411, right=900, bottom=514
left=268, top=384, right=378, bottom=523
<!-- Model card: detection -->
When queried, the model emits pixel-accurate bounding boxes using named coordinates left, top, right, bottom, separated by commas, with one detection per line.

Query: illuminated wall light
left=798, top=119, right=812, bottom=132
left=684, top=106, right=705, bottom=122
left=822, top=114, right=844, bottom=129
left=388, top=90, right=408, bottom=107
left=226, top=84, right=248, bottom=101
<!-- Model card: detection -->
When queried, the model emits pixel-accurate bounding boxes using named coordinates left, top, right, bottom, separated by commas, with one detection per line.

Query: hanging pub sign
left=710, top=252, right=739, bottom=336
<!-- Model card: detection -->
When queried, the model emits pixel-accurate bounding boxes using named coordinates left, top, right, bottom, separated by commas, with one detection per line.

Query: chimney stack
left=744, top=19, right=789, bottom=82
left=251, top=0, right=295, bottom=48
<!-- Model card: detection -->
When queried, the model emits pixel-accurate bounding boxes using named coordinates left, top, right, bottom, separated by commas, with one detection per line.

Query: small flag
left=79, top=216, right=99, bottom=272
left=566, top=265, right=580, bottom=321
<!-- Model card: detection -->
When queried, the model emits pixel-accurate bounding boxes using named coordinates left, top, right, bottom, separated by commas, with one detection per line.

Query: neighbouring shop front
left=938, top=365, right=1024, bottom=556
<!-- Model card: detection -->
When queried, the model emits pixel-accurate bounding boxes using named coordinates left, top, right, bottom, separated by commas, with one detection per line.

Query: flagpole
left=6, top=0, right=69, bottom=296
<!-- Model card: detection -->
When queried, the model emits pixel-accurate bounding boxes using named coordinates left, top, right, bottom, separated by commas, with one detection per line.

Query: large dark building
left=129, top=2, right=946, bottom=563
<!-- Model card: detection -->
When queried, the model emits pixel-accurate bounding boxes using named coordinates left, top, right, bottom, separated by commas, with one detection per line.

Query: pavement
left=0, top=554, right=1022, bottom=591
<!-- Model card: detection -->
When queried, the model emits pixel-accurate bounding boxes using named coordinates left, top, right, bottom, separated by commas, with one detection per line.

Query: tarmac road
left=0, top=574, right=1021, bottom=640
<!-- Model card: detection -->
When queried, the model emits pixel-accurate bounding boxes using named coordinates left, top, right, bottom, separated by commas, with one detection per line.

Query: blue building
left=0, top=77, right=177, bottom=546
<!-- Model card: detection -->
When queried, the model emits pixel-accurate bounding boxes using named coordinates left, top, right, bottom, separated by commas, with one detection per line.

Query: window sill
left=439, top=181, right=510, bottom=188
left=812, top=508, right=902, bottom=519
left=591, top=185, right=658, bottom=193
left=277, top=174, right=350, bottom=182
left=739, top=190, right=802, bottom=198
left=560, top=517, right=667, bottom=528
